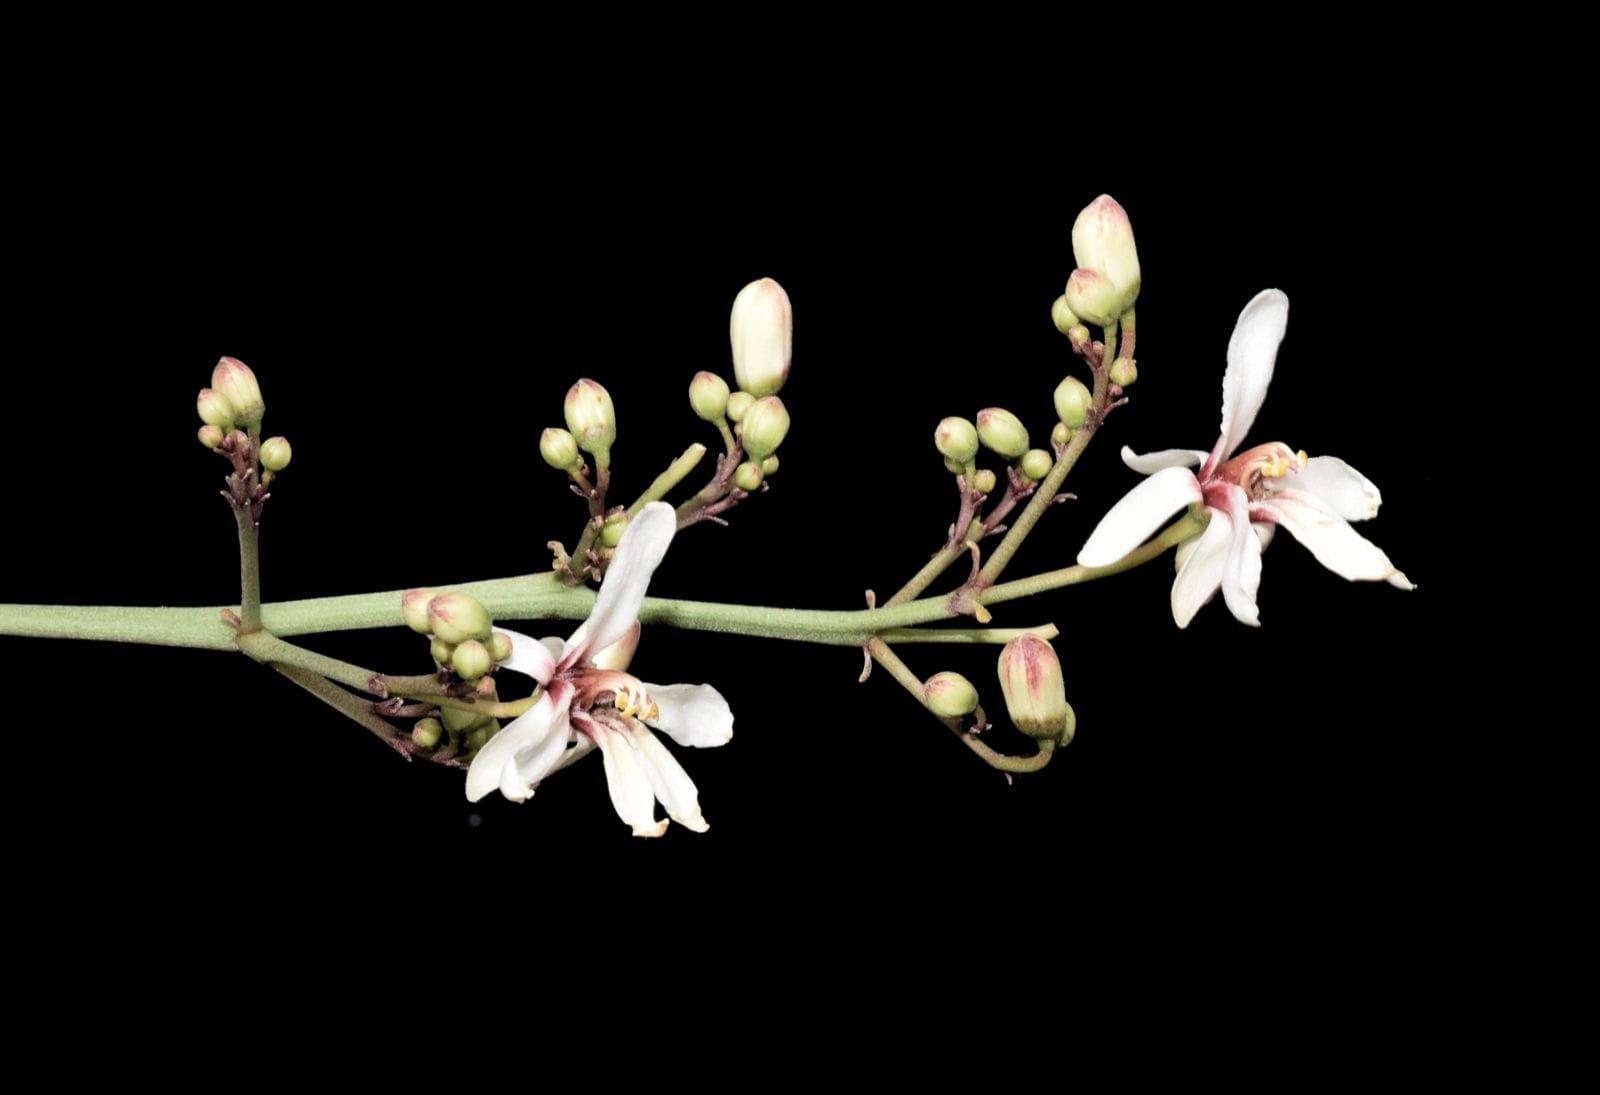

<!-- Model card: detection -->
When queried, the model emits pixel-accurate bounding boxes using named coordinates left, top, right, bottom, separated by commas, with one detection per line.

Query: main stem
left=235, top=506, right=262, bottom=632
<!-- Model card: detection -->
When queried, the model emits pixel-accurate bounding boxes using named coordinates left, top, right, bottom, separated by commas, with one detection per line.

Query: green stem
left=884, top=544, right=966, bottom=608
left=235, top=506, right=262, bottom=632
left=272, top=663, right=418, bottom=758
left=877, top=624, right=1059, bottom=645
left=628, top=444, right=707, bottom=515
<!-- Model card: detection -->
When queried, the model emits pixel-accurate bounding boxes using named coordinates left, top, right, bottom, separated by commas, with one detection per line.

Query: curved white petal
left=1254, top=521, right=1276, bottom=550
left=1216, top=485, right=1263, bottom=627
left=589, top=720, right=668, bottom=837
left=629, top=726, right=709, bottom=832
left=580, top=502, right=676, bottom=659
left=1217, top=289, right=1289, bottom=463
left=464, top=684, right=574, bottom=803
left=1263, top=490, right=1413, bottom=588
left=1122, top=445, right=1207, bottom=474
left=540, top=636, right=569, bottom=664
left=1171, top=506, right=1234, bottom=628
left=1077, top=467, right=1203, bottom=567
left=495, top=628, right=557, bottom=683
left=1292, top=456, right=1383, bottom=522
left=643, top=682, right=734, bottom=748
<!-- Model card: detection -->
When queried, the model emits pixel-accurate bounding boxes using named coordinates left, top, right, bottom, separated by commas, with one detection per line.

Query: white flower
left=1077, top=289, right=1413, bottom=628
left=465, top=502, right=734, bottom=835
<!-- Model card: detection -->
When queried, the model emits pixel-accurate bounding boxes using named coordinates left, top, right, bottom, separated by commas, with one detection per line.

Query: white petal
left=495, top=627, right=557, bottom=682
left=540, top=636, right=569, bottom=664
left=589, top=721, right=668, bottom=837
left=580, top=501, right=676, bottom=659
left=629, top=726, right=710, bottom=832
left=1263, top=490, right=1413, bottom=588
left=464, top=685, right=573, bottom=803
left=1292, top=456, right=1383, bottom=522
left=643, top=682, right=734, bottom=748
left=1170, top=507, right=1233, bottom=628
left=1077, top=466, right=1203, bottom=567
left=1254, top=522, right=1275, bottom=550
left=1216, top=485, right=1263, bottom=627
left=1216, top=289, right=1289, bottom=463
left=1122, top=445, right=1207, bottom=474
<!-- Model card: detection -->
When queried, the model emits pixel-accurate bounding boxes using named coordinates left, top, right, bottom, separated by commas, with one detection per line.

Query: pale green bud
left=412, top=717, right=444, bottom=749
left=1110, top=357, right=1138, bottom=386
left=1020, top=449, right=1053, bottom=481
left=734, top=461, right=764, bottom=491
left=564, top=379, right=616, bottom=459
left=973, top=468, right=997, bottom=494
left=465, top=723, right=495, bottom=752
left=442, top=703, right=485, bottom=734
left=760, top=455, right=780, bottom=476
left=540, top=427, right=581, bottom=471
left=600, top=512, right=629, bottom=548
left=1054, top=376, right=1092, bottom=429
left=689, top=371, right=731, bottom=422
left=259, top=436, right=292, bottom=472
left=211, top=357, right=264, bottom=429
left=1068, top=324, right=1091, bottom=345
left=998, top=635, right=1072, bottom=740
left=451, top=639, right=493, bottom=681
left=935, top=416, right=979, bottom=464
left=1050, top=294, right=1079, bottom=335
left=740, top=396, right=790, bottom=461
left=1052, top=422, right=1072, bottom=447
left=401, top=588, right=436, bottom=635
left=427, top=592, right=492, bottom=645
left=197, top=424, right=224, bottom=449
left=1064, top=268, right=1121, bottom=328
left=976, top=407, right=1029, bottom=459
left=726, top=390, right=755, bottom=423
left=943, top=457, right=966, bottom=475
left=488, top=631, right=514, bottom=663
left=924, top=671, right=980, bottom=718
left=197, top=388, right=235, bottom=431
left=729, top=277, right=793, bottom=397
left=430, top=636, right=456, bottom=665
left=1071, top=194, right=1140, bottom=314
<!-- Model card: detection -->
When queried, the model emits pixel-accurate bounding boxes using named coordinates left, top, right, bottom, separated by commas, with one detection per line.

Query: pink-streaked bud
left=197, top=387, right=235, bottom=430
left=427, top=592, right=492, bottom=645
left=197, top=424, right=224, bottom=449
left=1064, top=268, right=1121, bottom=328
left=935, top=416, right=979, bottom=464
left=730, top=277, right=792, bottom=397
left=976, top=407, right=1029, bottom=460
left=211, top=357, right=264, bottom=429
left=997, top=635, right=1073, bottom=740
left=1071, top=194, right=1140, bottom=314
left=564, top=379, right=616, bottom=460
left=401, top=588, right=436, bottom=634
left=924, top=671, right=980, bottom=718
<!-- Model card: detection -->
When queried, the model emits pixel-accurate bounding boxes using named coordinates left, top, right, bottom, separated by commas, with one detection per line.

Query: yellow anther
left=1262, top=455, right=1290, bottom=478
left=1297, top=449, right=1309, bottom=465
left=644, top=703, right=660, bottom=721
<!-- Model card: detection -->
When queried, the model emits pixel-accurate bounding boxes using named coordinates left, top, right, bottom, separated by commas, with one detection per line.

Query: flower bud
left=197, top=387, right=235, bottom=431
left=197, top=424, right=224, bottom=449
left=1071, top=194, right=1140, bottom=314
left=976, top=407, right=1029, bottom=459
left=599, top=511, right=629, bottom=548
left=427, top=592, right=492, bottom=645
left=540, top=428, right=581, bottom=471
left=401, top=588, right=436, bottom=635
left=734, top=461, right=764, bottom=491
left=935, top=416, right=979, bottom=464
left=1053, top=376, right=1092, bottom=430
left=1064, top=268, right=1121, bottom=328
left=997, top=635, right=1073, bottom=740
left=488, top=631, right=514, bottom=663
left=259, top=436, right=292, bottom=472
left=441, top=702, right=486, bottom=734
left=725, top=390, right=755, bottom=423
left=1051, top=422, right=1072, bottom=448
left=1020, top=449, right=1053, bottom=481
left=430, top=636, right=456, bottom=665
left=729, top=277, right=792, bottom=397
left=760, top=455, right=780, bottom=476
left=451, top=639, right=493, bottom=681
left=412, top=717, right=444, bottom=749
left=465, top=723, right=495, bottom=752
left=1068, top=324, right=1091, bottom=345
left=740, top=396, right=790, bottom=461
left=563, top=379, right=616, bottom=460
left=211, top=358, right=264, bottom=430
left=1109, top=357, right=1138, bottom=386
left=973, top=468, right=997, bottom=494
left=924, top=671, right=980, bottom=718
left=1050, top=294, right=1079, bottom=336
left=689, top=371, right=731, bottom=422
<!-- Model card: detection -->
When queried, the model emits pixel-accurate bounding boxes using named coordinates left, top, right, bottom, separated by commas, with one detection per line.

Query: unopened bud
left=734, top=461, right=764, bottom=491
left=430, top=636, right=456, bottom=665
left=1020, top=449, right=1053, bottom=481
left=211, top=358, right=264, bottom=430
left=935, top=416, right=979, bottom=464
left=599, top=512, right=629, bottom=548
left=1050, top=294, right=1079, bottom=335
left=1071, top=194, right=1140, bottom=314
left=760, top=455, right=780, bottom=476
left=976, top=407, right=1029, bottom=459
left=730, top=277, right=793, bottom=397
left=465, top=723, right=495, bottom=752
left=259, top=436, right=292, bottom=472
left=488, top=631, right=514, bottom=663
left=1068, top=324, right=1091, bottom=345
left=564, top=379, right=616, bottom=460
left=427, top=592, right=492, bottom=645
left=689, top=371, right=731, bottom=422
left=1052, top=422, right=1072, bottom=448
left=197, top=388, right=235, bottom=431
left=451, top=639, right=493, bottom=681
left=740, top=396, right=790, bottom=461
left=973, top=468, right=997, bottom=494
left=1064, top=268, right=1121, bottom=328
left=401, top=589, right=436, bottom=635
left=924, top=671, right=980, bottom=718
left=726, top=390, right=755, bottom=423
left=412, top=718, right=444, bottom=749
left=998, top=635, right=1072, bottom=740
left=442, top=703, right=485, bottom=734
left=540, top=427, right=581, bottom=471
left=197, top=424, right=224, bottom=449
left=1109, top=357, right=1138, bottom=386
left=1054, top=376, right=1092, bottom=429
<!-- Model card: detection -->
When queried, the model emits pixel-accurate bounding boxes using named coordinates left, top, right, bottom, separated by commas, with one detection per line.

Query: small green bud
left=427, top=592, right=492, bottom=645
left=976, top=408, right=1029, bottom=459
left=451, top=639, right=493, bottom=681
left=943, top=457, right=966, bottom=475
left=1064, top=268, right=1121, bottom=328
left=442, top=703, right=485, bottom=734
left=412, top=717, right=444, bottom=749
left=1020, top=448, right=1053, bottom=481
left=1052, top=422, right=1072, bottom=448
left=924, top=671, right=980, bottom=718
left=998, top=635, right=1072, bottom=740
left=430, top=636, right=456, bottom=665
left=1050, top=294, right=1080, bottom=335
left=197, top=388, right=235, bottom=430
left=401, top=589, right=436, bottom=635
left=564, top=379, right=616, bottom=459
left=488, top=631, right=514, bottom=663
left=1109, top=357, right=1138, bottom=386
left=935, top=416, right=980, bottom=464
left=600, top=512, right=629, bottom=548
left=259, top=436, right=292, bottom=472
left=540, top=427, right=581, bottom=471
left=740, top=396, right=790, bottom=461
left=730, top=276, right=793, bottom=397
left=197, top=424, right=224, bottom=449
left=211, top=357, right=264, bottom=430
left=726, top=390, right=755, bottom=423
left=1068, top=324, right=1091, bottom=345
left=689, top=371, right=731, bottom=422
left=1054, top=376, right=1092, bottom=430
left=760, top=455, right=780, bottom=476
left=973, top=468, right=997, bottom=494
left=465, top=723, right=495, bottom=752
left=734, top=461, right=764, bottom=491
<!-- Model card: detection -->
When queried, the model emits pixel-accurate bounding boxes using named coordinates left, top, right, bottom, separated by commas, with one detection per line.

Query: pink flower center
left=1210, top=442, right=1305, bottom=501
left=569, top=665, right=658, bottom=721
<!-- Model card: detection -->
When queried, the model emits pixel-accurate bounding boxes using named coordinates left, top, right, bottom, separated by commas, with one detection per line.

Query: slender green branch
left=235, top=506, right=262, bottom=632
left=877, top=624, right=1059, bottom=645
left=978, top=507, right=1206, bottom=607
left=236, top=629, right=375, bottom=690
left=628, top=444, right=707, bottom=515
left=272, top=663, right=420, bottom=758
left=884, top=544, right=966, bottom=608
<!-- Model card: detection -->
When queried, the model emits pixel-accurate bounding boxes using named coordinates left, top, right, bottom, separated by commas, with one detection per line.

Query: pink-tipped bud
left=997, top=635, right=1073, bottom=740
left=564, top=379, right=617, bottom=460
left=935, top=417, right=980, bottom=464
left=1064, top=268, right=1121, bottom=328
left=1071, top=194, right=1140, bottom=314
left=976, top=407, right=1029, bottom=460
left=401, top=588, right=436, bottom=634
left=739, top=396, right=790, bottom=461
left=211, top=357, right=264, bottom=429
left=730, top=277, right=792, bottom=397
left=924, top=671, right=980, bottom=718
left=427, top=592, right=492, bottom=645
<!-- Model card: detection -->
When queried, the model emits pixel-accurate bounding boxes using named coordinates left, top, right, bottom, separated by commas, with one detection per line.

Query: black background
left=1, top=119, right=1454, bottom=927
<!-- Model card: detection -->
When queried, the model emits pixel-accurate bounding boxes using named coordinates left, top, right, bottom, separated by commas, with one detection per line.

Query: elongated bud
left=1064, top=268, right=1121, bottom=328
left=1071, top=194, right=1140, bottom=314
left=976, top=407, right=1029, bottom=459
left=452, top=639, right=493, bottom=681
left=540, top=427, right=581, bottom=471
left=212, top=358, right=264, bottom=430
left=689, top=371, right=731, bottom=422
left=427, top=592, right=492, bottom=645
left=259, top=436, right=292, bottom=472
left=1020, top=449, right=1053, bottom=481
left=924, top=671, right=979, bottom=718
left=730, top=277, right=792, bottom=397
left=1051, top=294, right=1079, bottom=335
left=1054, top=376, right=1092, bottom=429
left=402, top=588, right=436, bottom=635
left=740, top=396, right=790, bottom=461
left=197, top=388, right=235, bottom=431
left=997, top=635, right=1073, bottom=740
left=935, top=416, right=979, bottom=464
left=564, top=379, right=616, bottom=460
left=197, top=424, right=224, bottom=449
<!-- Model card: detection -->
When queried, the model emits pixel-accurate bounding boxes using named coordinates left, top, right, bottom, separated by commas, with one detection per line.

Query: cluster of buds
left=920, top=636, right=1075, bottom=749
left=196, top=357, right=293, bottom=501
left=1057, top=194, right=1140, bottom=330
left=541, top=378, right=618, bottom=476
left=401, top=589, right=515, bottom=753
left=688, top=277, right=794, bottom=491
left=934, top=407, right=1055, bottom=490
